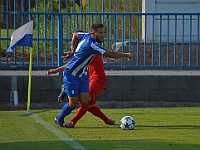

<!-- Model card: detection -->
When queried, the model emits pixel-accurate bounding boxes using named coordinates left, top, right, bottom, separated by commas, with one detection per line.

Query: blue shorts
left=63, top=71, right=89, bottom=97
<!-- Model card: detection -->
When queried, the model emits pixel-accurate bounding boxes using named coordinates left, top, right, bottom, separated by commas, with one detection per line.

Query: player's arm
left=46, top=64, right=67, bottom=76
left=71, top=32, right=80, bottom=53
left=63, top=32, right=81, bottom=60
left=62, top=52, right=74, bottom=60
left=103, top=51, right=132, bottom=60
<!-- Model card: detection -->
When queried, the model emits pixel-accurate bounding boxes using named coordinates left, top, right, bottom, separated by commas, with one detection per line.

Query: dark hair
left=72, top=30, right=83, bottom=36
left=73, top=30, right=84, bottom=34
left=91, top=24, right=104, bottom=32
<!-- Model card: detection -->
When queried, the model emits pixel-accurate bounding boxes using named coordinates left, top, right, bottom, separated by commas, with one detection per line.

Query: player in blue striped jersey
left=55, top=24, right=132, bottom=127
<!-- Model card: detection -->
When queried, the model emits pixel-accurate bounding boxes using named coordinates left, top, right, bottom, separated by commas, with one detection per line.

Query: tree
left=1, top=0, right=35, bottom=28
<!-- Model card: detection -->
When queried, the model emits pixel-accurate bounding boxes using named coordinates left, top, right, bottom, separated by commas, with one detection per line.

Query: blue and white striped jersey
left=65, top=32, right=107, bottom=78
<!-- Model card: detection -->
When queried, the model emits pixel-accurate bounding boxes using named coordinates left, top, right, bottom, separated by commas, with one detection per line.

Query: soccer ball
left=120, top=116, right=136, bottom=130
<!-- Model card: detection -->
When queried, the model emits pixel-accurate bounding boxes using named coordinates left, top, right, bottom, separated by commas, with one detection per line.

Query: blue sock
left=57, top=103, right=73, bottom=121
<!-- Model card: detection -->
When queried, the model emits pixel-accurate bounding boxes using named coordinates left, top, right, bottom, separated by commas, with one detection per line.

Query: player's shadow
left=75, top=124, right=120, bottom=129
left=137, top=124, right=200, bottom=129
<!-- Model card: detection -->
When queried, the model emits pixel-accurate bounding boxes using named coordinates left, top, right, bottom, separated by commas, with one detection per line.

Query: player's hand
left=46, top=69, right=56, bottom=76
left=126, top=53, right=132, bottom=60
left=62, top=52, right=74, bottom=60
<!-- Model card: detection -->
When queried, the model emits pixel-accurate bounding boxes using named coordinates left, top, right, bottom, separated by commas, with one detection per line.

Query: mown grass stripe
left=30, top=113, right=87, bottom=150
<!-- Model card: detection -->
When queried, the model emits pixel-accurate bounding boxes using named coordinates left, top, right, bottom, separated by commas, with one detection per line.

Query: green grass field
left=0, top=107, right=199, bottom=150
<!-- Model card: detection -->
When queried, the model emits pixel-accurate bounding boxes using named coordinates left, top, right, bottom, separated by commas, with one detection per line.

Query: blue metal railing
left=0, top=0, right=200, bottom=69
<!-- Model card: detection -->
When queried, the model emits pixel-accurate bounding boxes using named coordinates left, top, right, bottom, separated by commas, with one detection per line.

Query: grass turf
left=0, top=107, right=199, bottom=150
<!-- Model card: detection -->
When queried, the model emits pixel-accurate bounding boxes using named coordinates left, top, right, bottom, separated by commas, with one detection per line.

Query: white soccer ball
left=120, top=116, right=136, bottom=130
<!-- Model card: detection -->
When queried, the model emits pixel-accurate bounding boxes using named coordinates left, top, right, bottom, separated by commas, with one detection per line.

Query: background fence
left=0, top=0, right=199, bottom=70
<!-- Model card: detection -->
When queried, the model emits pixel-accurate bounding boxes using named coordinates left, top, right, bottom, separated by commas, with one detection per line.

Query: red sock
left=88, top=105, right=109, bottom=124
left=71, top=104, right=89, bottom=126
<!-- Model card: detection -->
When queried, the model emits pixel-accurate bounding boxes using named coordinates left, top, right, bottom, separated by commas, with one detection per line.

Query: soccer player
left=47, top=24, right=132, bottom=128
left=47, top=54, right=116, bottom=127
left=59, top=54, right=115, bottom=127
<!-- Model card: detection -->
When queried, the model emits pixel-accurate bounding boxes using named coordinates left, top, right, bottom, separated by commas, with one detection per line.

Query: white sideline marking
left=30, top=114, right=87, bottom=150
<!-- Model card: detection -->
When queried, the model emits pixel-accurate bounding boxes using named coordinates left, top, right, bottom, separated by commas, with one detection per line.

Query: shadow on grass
left=0, top=140, right=199, bottom=150
left=138, top=124, right=200, bottom=129
left=73, top=124, right=121, bottom=129
left=68, top=124, right=200, bottom=130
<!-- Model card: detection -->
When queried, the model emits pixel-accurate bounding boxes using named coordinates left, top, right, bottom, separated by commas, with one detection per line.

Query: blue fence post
left=36, top=0, right=39, bottom=66
left=144, top=15, right=147, bottom=66
left=167, top=15, right=169, bottom=66
left=174, top=15, right=177, bottom=66
left=159, top=15, right=162, bottom=66
left=44, top=0, right=47, bottom=66
left=182, top=15, right=185, bottom=66
left=58, top=15, right=63, bottom=75
left=5, top=0, right=9, bottom=65
left=152, top=14, right=154, bottom=66
left=189, top=15, right=192, bottom=66
left=14, top=0, right=17, bottom=66
left=51, top=0, right=55, bottom=65
left=197, top=15, right=200, bottom=66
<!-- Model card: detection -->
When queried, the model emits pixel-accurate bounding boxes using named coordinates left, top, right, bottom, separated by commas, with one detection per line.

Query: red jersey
left=88, top=54, right=107, bottom=82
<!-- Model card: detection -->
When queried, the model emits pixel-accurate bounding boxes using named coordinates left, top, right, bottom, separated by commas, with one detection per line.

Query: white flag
left=6, top=20, right=33, bottom=52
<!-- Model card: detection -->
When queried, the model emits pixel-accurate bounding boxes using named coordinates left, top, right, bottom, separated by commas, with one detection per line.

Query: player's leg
left=58, top=84, right=66, bottom=103
left=65, top=79, right=97, bottom=127
left=55, top=75, right=80, bottom=128
left=88, top=94, right=114, bottom=124
left=69, top=93, right=91, bottom=126
left=69, top=103, right=89, bottom=126
left=88, top=80, right=115, bottom=125
left=88, top=105, right=115, bottom=125
left=55, top=96, right=78, bottom=126
left=63, top=78, right=90, bottom=128
left=78, top=79, right=90, bottom=106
